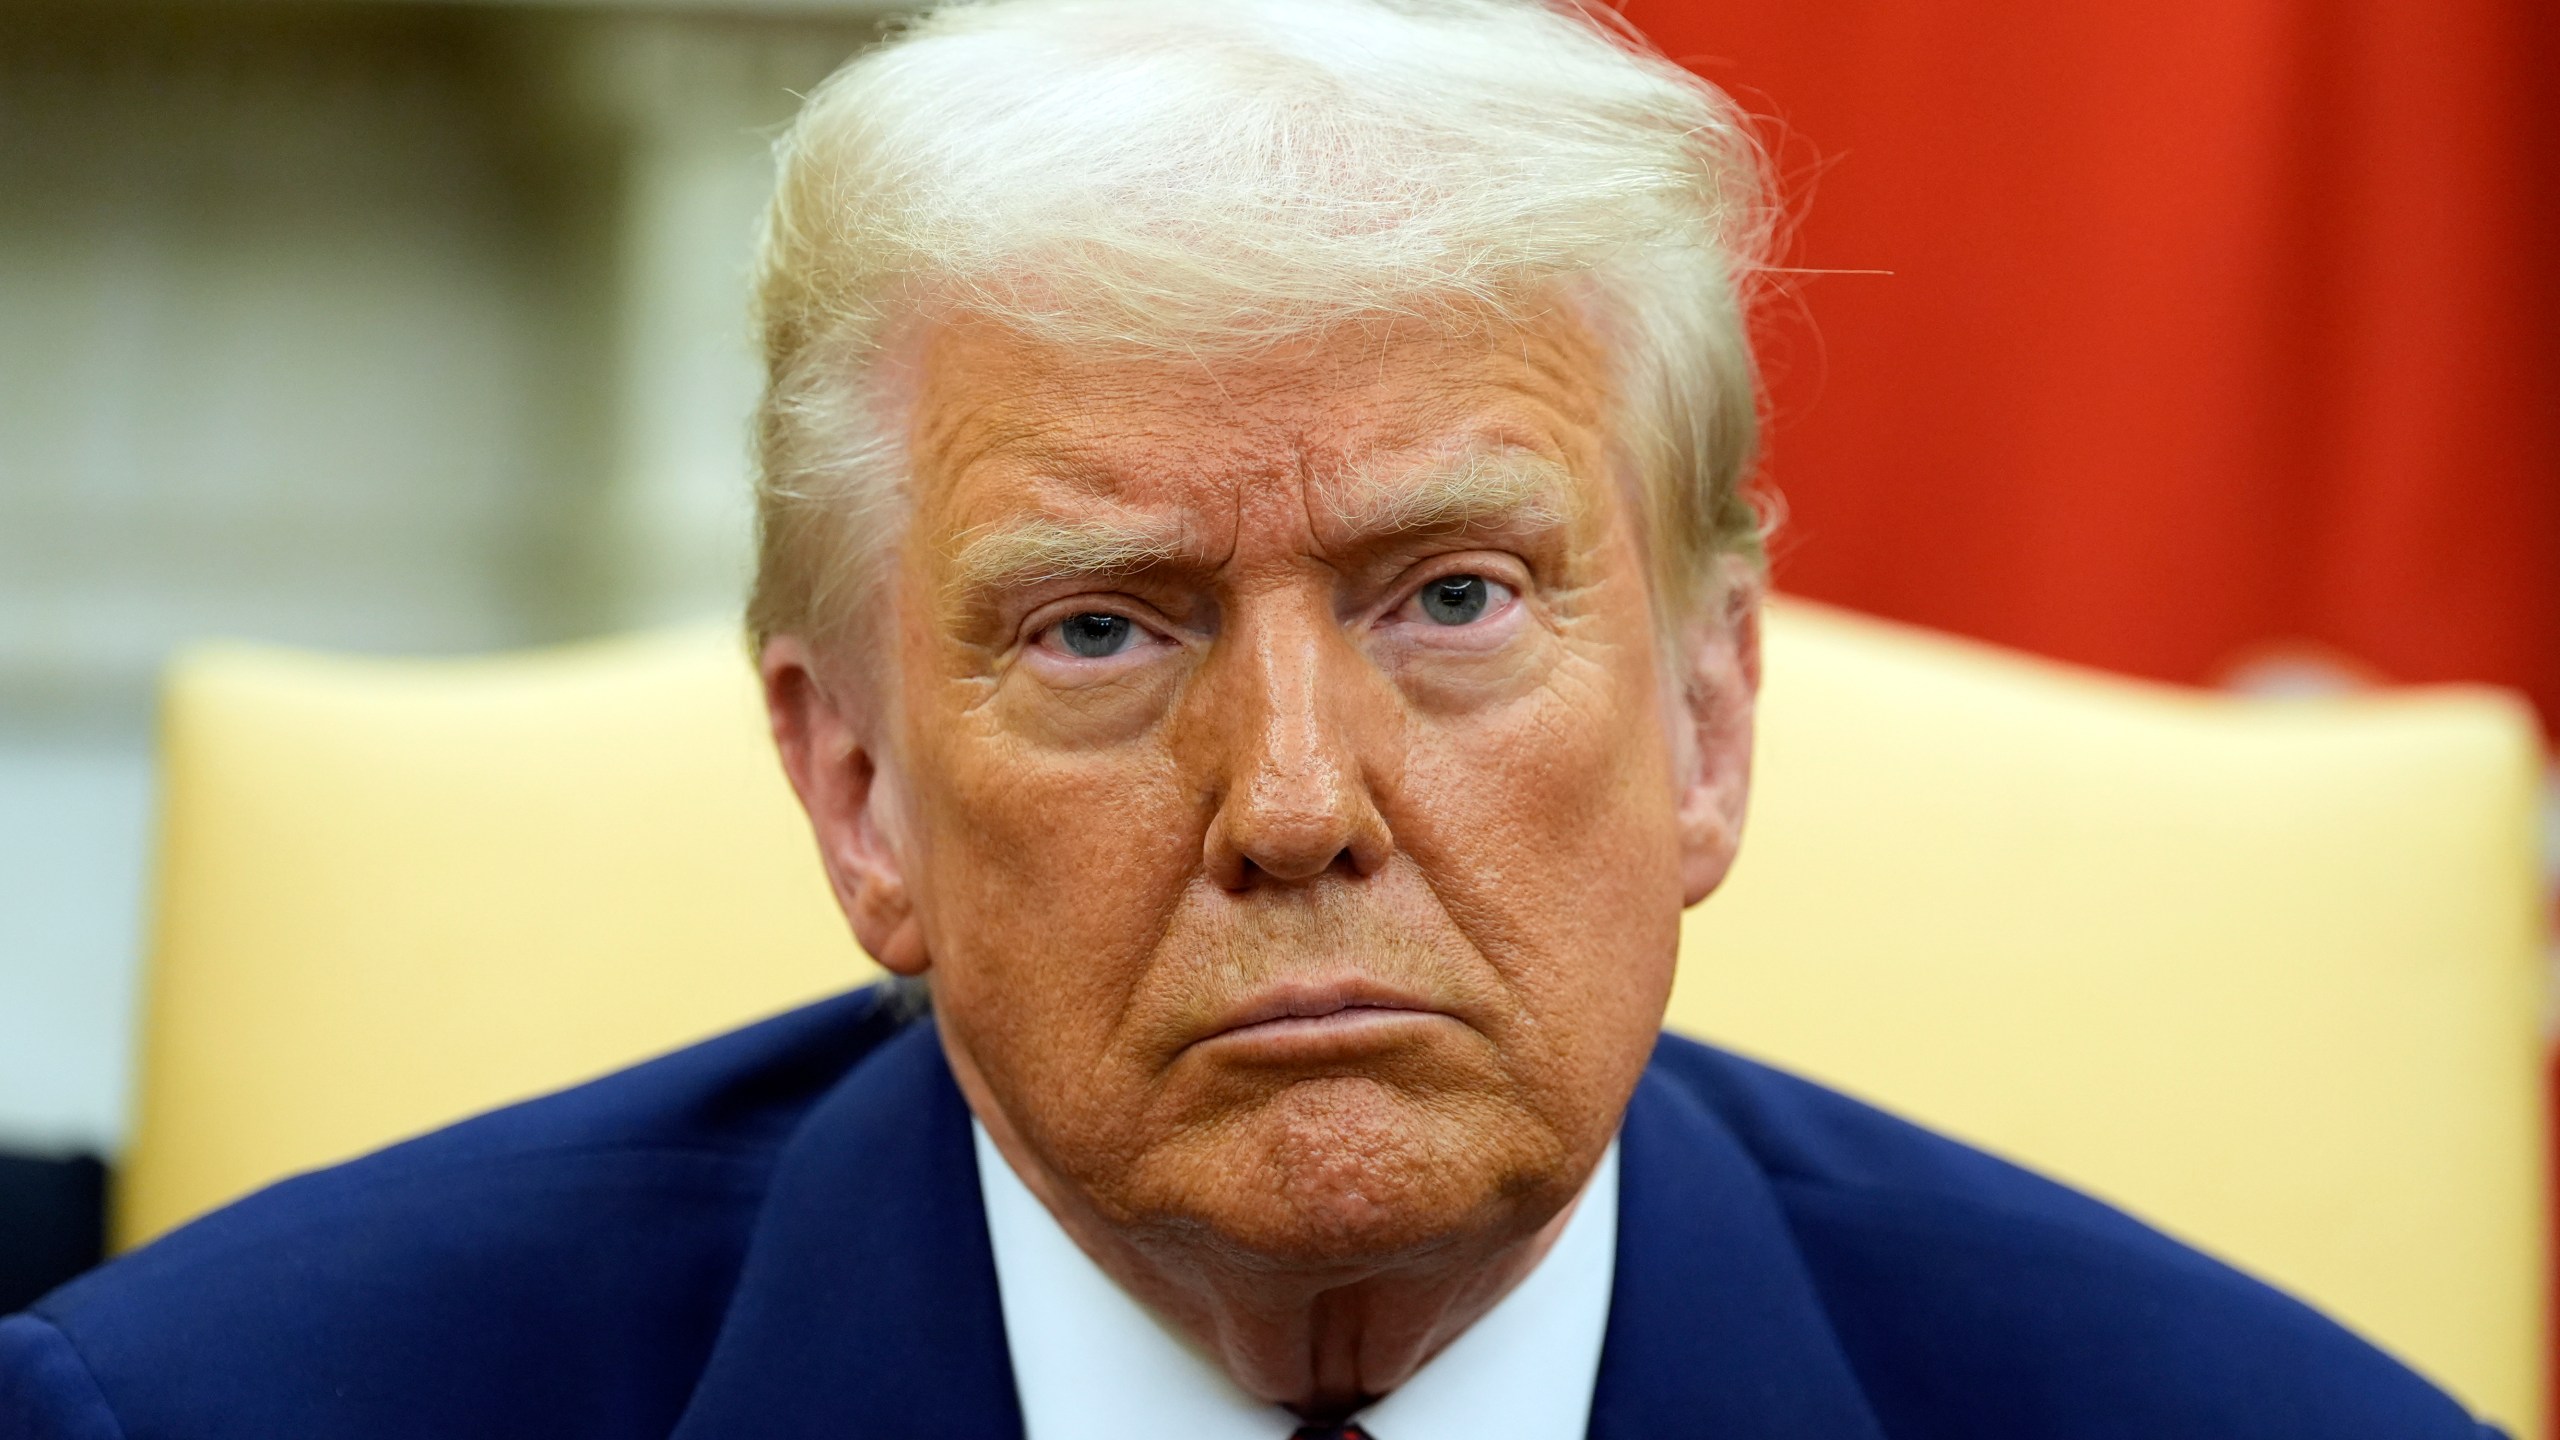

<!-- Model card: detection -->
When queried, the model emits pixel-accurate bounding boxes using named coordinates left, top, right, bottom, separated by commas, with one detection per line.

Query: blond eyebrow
left=944, top=449, right=1572, bottom=601
left=1326, top=448, right=1576, bottom=541
left=945, top=513, right=1186, bottom=598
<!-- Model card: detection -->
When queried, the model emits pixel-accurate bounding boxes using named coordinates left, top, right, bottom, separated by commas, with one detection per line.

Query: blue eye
left=1417, top=575, right=1491, bottom=626
left=1055, top=613, right=1136, bottom=657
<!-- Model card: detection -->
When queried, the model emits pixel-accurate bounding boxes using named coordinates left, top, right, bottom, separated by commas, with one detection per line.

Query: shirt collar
left=978, top=1119, right=1618, bottom=1440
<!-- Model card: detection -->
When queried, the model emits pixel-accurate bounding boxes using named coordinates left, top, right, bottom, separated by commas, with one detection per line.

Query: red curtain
left=1620, top=0, right=2559, bottom=1410
left=1620, top=0, right=2559, bottom=719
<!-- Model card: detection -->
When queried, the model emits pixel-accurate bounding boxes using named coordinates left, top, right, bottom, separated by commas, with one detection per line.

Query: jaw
left=1058, top=1061, right=1588, bottom=1275
left=932, top=907, right=1632, bottom=1282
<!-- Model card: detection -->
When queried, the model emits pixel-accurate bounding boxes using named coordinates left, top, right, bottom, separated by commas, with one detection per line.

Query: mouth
left=1191, top=979, right=1456, bottom=1062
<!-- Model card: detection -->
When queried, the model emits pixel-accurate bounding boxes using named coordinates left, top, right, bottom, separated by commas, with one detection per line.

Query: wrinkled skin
left=764, top=304, right=1760, bottom=1418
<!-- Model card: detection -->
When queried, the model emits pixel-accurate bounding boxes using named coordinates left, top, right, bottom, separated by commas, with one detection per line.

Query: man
left=0, top=2, right=2510, bottom=1436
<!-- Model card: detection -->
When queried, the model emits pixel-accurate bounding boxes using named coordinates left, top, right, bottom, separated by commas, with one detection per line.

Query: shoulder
left=7, top=987, right=911, bottom=1440
left=1644, top=1033, right=2503, bottom=1439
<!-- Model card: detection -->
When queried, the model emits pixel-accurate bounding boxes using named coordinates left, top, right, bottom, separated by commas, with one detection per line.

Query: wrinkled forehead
left=900, top=306, right=1622, bottom=547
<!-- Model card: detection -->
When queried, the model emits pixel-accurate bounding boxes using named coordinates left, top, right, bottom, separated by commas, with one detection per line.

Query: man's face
left=802, top=305, right=1746, bottom=1267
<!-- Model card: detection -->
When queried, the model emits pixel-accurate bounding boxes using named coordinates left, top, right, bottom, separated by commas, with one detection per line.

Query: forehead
left=903, top=308, right=1617, bottom=531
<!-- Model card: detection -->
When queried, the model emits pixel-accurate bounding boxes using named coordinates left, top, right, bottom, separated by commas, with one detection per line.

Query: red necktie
left=1290, top=1426, right=1373, bottom=1440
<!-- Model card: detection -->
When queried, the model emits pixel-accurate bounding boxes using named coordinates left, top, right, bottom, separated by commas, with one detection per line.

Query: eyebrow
left=1326, top=447, right=1576, bottom=542
left=944, top=512, right=1187, bottom=599
left=942, top=448, right=1577, bottom=601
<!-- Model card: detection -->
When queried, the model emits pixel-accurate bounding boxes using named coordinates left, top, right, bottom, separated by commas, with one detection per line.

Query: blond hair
left=749, top=0, right=1772, bottom=651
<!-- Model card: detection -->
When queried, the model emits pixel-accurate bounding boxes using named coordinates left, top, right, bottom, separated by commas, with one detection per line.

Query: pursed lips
left=1191, top=979, right=1454, bottom=1057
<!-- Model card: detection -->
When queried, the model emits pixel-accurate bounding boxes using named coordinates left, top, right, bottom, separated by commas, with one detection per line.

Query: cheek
left=901, top=709, right=1201, bottom=1064
left=1388, top=635, right=1687, bottom=1062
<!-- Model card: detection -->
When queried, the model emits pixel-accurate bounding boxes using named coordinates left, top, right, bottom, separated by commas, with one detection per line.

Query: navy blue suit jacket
left=0, top=987, right=2505, bottom=1438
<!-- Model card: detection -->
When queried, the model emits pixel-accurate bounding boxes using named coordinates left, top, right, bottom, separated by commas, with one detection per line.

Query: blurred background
left=0, top=0, right=889, bottom=1164
left=1, top=0, right=2551, bottom=1356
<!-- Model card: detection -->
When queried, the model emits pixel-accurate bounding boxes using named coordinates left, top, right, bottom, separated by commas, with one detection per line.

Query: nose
left=1199, top=601, right=1394, bottom=889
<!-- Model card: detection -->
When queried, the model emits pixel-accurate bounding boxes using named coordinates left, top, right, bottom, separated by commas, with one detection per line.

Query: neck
left=1132, top=1199, right=1585, bottom=1420
left=961, top=1078, right=1588, bottom=1419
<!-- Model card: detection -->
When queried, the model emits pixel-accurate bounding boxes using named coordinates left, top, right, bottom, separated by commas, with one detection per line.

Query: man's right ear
left=759, top=635, right=931, bottom=976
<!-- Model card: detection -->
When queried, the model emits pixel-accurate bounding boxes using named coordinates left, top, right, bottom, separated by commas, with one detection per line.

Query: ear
left=1671, top=569, right=1763, bottom=907
left=760, top=634, right=932, bottom=975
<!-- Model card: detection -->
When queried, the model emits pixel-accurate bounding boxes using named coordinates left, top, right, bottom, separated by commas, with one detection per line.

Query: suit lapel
left=1587, top=1063, right=1888, bottom=1440
left=670, top=1018, right=1024, bottom=1440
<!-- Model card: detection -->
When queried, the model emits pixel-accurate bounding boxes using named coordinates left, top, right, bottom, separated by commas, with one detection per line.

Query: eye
left=1048, top=612, right=1139, bottom=658
left=1414, top=574, right=1501, bottom=626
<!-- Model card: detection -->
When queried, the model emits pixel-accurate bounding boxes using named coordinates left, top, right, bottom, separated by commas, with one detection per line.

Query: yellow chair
left=119, top=599, right=2548, bottom=1435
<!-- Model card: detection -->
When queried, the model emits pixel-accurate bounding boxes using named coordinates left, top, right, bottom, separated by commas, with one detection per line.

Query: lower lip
left=1197, top=1005, right=1453, bottom=1062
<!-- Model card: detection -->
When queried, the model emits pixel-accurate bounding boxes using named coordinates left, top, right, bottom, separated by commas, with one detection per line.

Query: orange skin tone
left=764, top=304, right=1760, bottom=1420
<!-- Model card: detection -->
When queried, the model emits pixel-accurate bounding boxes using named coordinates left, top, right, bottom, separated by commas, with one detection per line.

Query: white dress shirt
left=975, top=1122, right=1618, bottom=1440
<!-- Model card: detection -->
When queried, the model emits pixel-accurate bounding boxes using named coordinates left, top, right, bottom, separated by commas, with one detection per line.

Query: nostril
left=1201, top=740, right=1393, bottom=887
left=1215, top=826, right=1364, bottom=889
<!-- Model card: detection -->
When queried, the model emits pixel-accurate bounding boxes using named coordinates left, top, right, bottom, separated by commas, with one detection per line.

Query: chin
left=1136, top=1076, right=1576, bottom=1270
